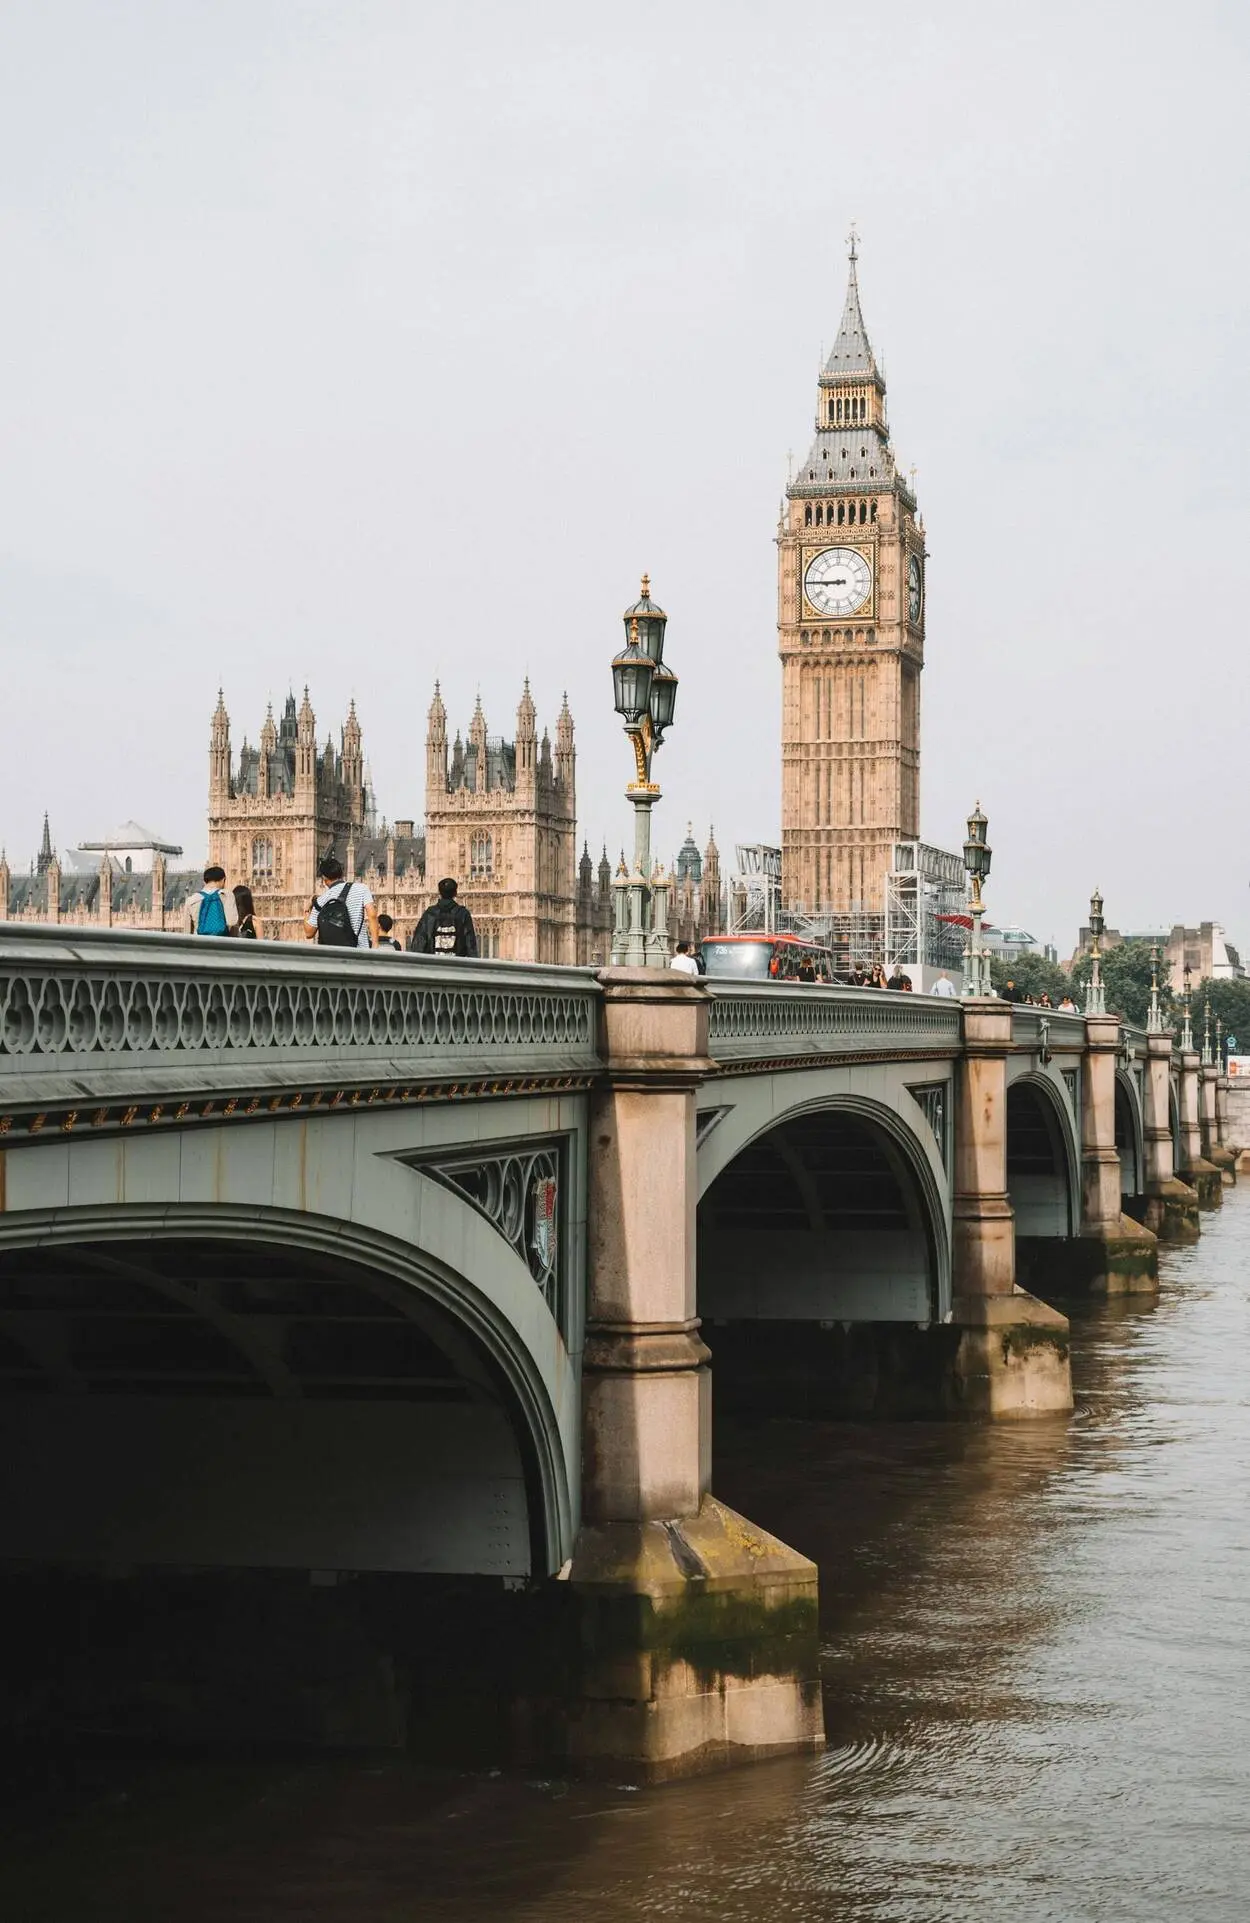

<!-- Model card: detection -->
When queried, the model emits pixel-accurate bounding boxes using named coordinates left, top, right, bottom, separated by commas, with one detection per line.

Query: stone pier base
left=1132, top=1177, right=1201, bottom=1243
left=701, top=1295, right=1071, bottom=1422
left=1017, top=1214, right=1159, bottom=1296
left=947, top=1292, right=1073, bottom=1417
left=525, top=1497, right=823, bottom=1781
left=1209, top=1145, right=1237, bottom=1187
left=1181, top=1159, right=1224, bottom=1209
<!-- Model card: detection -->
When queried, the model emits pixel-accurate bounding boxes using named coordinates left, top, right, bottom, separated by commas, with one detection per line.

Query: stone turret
left=210, top=692, right=231, bottom=807
left=342, top=700, right=363, bottom=798
left=426, top=682, right=448, bottom=800
left=258, top=703, right=278, bottom=800
left=296, top=689, right=317, bottom=800
left=36, top=813, right=54, bottom=877
left=555, top=691, right=574, bottom=789
left=516, top=679, right=537, bottom=794
left=470, top=695, right=487, bottom=795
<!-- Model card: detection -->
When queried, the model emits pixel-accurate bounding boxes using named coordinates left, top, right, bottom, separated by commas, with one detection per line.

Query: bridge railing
left=1009, top=1006, right=1087, bottom=1054
left=0, top=926, right=602, bottom=1116
left=704, top=980, right=962, bottom=1064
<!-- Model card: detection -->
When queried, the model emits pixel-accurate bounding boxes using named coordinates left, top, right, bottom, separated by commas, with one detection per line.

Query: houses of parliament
left=1, top=679, right=722, bottom=961
left=1, top=240, right=916, bottom=951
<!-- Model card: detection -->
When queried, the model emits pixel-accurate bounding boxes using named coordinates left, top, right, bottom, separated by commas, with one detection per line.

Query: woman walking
left=232, top=884, right=261, bottom=939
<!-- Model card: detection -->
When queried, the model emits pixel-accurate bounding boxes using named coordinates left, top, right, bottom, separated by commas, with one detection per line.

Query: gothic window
left=859, top=501, right=867, bottom=524
left=822, top=628, right=831, bottom=645
left=815, top=503, right=823, bottom=526
left=470, top=829, right=493, bottom=878
left=870, top=501, right=878, bottom=521
left=804, top=503, right=812, bottom=526
left=837, top=502, right=845, bottom=525
left=251, top=837, right=274, bottom=881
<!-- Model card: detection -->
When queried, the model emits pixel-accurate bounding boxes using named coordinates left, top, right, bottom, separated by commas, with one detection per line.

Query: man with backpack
left=305, top=855, right=379, bottom=949
left=409, top=877, right=478, bottom=958
left=187, top=865, right=234, bottom=937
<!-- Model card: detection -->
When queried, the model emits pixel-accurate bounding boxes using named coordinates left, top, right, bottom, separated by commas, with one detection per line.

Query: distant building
left=1, top=687, right=614, bottom=961
left=669, top=825, right=724, bottom=950
left=1070, top=920, right=1243, bottom=986
left=0, top=813, right=199, bottom=929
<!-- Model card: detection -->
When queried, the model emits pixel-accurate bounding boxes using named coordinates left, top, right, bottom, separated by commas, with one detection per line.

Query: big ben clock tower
left=779, top=233, right=925, bottom=919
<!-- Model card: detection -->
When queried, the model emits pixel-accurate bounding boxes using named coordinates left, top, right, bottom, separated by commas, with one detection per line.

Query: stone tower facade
left=779, top=238, right=926, bottom=917
left=208, top=689, right=369, bottom=940
left=424, top=683, right=610, bottom=963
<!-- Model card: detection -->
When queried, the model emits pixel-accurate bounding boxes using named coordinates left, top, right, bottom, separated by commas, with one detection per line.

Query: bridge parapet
left=0, top=925, right=601, bottom=1128
left=1009, top=1007, right=1086, bottom=1055
left=705, top=981, right=961, bottom=1065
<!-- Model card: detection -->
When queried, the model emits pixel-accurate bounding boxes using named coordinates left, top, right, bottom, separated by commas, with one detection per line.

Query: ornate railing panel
left=0, top=927, right=601, bottom=1114
left=705, top=983, right=961, bottom=1064
left=1010, top=1007, right=1086, bottom=1054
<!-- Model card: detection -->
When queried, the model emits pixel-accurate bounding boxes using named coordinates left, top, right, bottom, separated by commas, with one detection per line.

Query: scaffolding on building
left=731, top=839, right=967, bottom=980
left=884, top=841, right=968, bottom=972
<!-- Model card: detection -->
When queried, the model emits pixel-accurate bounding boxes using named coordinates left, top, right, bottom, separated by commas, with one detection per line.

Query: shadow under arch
left=0, top=1202, right=573, bottom=1579
left=1006, top=1072, right=1080, bottom=1239
left=697, top=1092, right=948, bottom=1329
left=1115, top=1068, right=1145, bottom=1200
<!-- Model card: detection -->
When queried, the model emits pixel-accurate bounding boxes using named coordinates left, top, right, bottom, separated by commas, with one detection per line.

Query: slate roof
left=822, top=254, right=878, bottom=379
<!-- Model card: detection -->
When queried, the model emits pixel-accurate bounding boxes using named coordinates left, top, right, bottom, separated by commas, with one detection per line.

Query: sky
left=1, top=0, right=1247, bottom=957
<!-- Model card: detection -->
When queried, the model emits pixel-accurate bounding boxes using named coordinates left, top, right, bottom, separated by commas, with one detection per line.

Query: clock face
left=804, top=546, right=872, bottom=616
left=908, top=553, right=923, bottom=623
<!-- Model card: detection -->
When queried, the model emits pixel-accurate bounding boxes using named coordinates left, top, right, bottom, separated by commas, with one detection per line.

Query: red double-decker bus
left=699, top=932, right=837, bottom=982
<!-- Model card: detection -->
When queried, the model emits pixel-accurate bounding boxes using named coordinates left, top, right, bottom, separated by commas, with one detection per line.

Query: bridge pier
left=1074, top=1015, right=1158, bottom=1292
left=1202, top=1061, right=1236, bottom=1185
left=1179, top=1048, right=1223, bottom=1208
left=545, top=970, right=822, bottom=1781
left=1139, top=1031, right=1201, bottom=1240
left=1215, top=1071, right=1239, bottom=1179
left=951, top=1001, right=1072, bottom=1415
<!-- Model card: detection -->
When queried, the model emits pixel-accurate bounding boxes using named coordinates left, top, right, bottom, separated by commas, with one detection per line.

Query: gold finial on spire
left=847, top=220, right=859, bottom=263
left=640, top=572, right=650, bottom=600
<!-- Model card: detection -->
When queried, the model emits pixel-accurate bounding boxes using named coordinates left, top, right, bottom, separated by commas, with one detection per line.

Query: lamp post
left=1216, top=1013, right=1224, bottom=1070
left=1147, top=939, right=1165, bottom=1034
left=610, top=575, right=679, bottom=967
left=1201, top=994, right=1214, bottom=1068
left=961, top=802, right=992, bottom=997
left=1181, top=962, right=1194, bottom=1053
left=1086, top=888, right=1106, bottom=1016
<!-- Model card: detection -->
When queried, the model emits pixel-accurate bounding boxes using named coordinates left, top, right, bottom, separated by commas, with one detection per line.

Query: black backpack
left=315, top=880, right=358, bottom=948
left=431, top=904, right=461, bottom=955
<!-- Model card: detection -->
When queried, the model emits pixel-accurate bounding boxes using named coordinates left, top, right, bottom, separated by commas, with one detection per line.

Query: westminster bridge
left=0, top=928, right=1235, bottom=1779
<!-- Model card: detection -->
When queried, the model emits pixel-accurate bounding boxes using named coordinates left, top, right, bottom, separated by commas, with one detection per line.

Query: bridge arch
left=1005, top=1071, right=1080, bottom=1238
left=0, top=1199, right=575, bottom=1581
left=697, top=1090, right=948, bottom=1328
left=1115, top=1068, right=1145, bottom=1200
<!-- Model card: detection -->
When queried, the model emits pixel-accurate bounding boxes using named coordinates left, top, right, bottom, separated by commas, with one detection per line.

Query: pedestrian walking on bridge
left=410, top=877, right=478, bottom=958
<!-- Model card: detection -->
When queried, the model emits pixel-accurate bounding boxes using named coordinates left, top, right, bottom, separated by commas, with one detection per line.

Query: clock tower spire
left=778, top=236, right=924, bottom=922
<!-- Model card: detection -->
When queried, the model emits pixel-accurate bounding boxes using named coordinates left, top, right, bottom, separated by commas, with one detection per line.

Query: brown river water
left=3, top=1192, right=1248, bottom=1920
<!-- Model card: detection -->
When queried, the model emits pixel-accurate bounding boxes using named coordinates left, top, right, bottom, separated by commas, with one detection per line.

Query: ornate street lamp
left=610, top=575, right=680, bottom=967
left=1216, top=1013, right=1224, bottom=1070
left=1202, top=994, right=1214, bottom=1067
left=1147, top=940, right=1165, bottom=1034
left=1181, top=961, right=1194, bottom=1053
left=1087, top=888, right=1106, bottom=1016
left=961, top=802, right=992, bottom=998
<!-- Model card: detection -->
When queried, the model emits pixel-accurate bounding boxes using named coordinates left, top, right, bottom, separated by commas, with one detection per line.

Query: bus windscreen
left=700, top=940, right=774, bottom=979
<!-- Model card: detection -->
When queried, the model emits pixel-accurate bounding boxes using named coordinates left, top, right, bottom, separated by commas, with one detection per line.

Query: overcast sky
left=1, top=0, right=1246, bottom=955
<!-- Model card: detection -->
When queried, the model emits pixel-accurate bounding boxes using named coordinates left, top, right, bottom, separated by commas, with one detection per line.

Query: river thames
left=3, top=1192, right=1247, bottom=1920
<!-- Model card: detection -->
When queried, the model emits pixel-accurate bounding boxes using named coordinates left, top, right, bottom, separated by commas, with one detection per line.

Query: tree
left=1197, top=977, right=1250, bottom=1058
left=1070, top=938, right=1169, bottom=1027
left=989, top=951, right=1070, bottom=1003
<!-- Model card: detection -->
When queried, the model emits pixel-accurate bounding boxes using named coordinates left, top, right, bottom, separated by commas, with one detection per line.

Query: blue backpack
left=196, top=889, right=230, bottom=937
